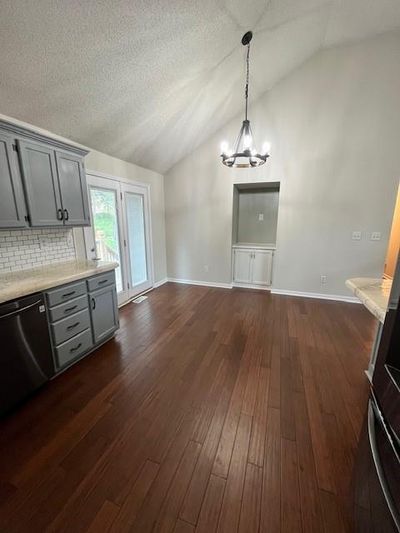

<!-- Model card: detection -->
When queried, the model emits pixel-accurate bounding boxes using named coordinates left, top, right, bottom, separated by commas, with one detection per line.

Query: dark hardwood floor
left=0, top=283, right=377, bottom=532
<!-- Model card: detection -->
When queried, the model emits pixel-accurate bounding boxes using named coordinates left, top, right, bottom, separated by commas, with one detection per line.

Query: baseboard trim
left=162, top=279, right=360, bottom=302
left=232, top=282, right=271, bottom=291
left=153, top=278, right=168, bottom=288
left=270, top=288, right=361, bottom=304
left=167, top=277, right=233, bottom=290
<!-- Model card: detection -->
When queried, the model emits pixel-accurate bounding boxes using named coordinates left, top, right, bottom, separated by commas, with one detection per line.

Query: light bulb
left=243, top=134, right=252, bottom=149
left=262, top=142, right=271, bottom=155
left=220, top=141, right=228, bottom=154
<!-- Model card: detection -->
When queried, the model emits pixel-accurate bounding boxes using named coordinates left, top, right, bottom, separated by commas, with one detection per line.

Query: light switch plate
left=258, top=213, right=264, bottom=221
left=352, top=231, right=362, bottom=240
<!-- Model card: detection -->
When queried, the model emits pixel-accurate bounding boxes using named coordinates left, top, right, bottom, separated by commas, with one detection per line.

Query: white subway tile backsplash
left=0, top=228, right=76, bottom=272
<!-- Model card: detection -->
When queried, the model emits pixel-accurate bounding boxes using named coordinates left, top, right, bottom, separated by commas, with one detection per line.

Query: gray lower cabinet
left=89, top=284, right=119, bottom=344
left=45, top=270, right=118, bottom=370
left=0, top=133, right=27, bottom=228
left=0, top=119, right=90, bottom=228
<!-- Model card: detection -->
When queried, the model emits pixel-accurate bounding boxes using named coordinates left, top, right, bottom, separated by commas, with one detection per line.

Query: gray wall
left=236, top=190, right=279, bottom=245
left=165, top=31, right=400, bottom=296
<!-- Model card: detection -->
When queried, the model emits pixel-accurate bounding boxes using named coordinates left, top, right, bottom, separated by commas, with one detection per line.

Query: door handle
left=57, top=208, right=64, bottom=221
left=91, top=298, right=96, bottom=310
left=63, top=209, right=69, bottom=221
left=69, top=342, right=82, bottom=353
left=64, top=305, right=78, bottom=314
left=62, top=291, right=76, bottom=298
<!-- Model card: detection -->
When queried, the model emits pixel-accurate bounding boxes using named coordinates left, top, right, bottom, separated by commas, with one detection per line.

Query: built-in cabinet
left=46, top=270, right=119, bottom=371
left=233, top=247, right=273, bottom=287
left=231, top=182, right=279, bottom=290
left=0, top=120, right=90, bottom=228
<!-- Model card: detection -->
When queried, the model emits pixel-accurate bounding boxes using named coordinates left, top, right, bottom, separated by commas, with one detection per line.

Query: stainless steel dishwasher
left=0, top=293, right=55, bottom=416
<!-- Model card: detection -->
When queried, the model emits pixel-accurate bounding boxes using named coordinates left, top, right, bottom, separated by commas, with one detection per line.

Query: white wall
left=165, top=31, right=400, bottom=297
left=0, top=113, right=167, bottom=284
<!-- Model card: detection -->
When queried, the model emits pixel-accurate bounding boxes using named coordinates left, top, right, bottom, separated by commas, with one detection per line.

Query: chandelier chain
left=245, top=42, right=250, bottom=121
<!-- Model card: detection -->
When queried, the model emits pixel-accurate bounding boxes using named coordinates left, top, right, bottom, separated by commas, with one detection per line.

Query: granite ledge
left=0, top=260, right=118, bottom=304
left=345, top=277, right=391, bottom=323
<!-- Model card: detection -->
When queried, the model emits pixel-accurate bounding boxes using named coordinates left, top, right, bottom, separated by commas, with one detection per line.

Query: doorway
left=84, top=173, right=154, bottom=305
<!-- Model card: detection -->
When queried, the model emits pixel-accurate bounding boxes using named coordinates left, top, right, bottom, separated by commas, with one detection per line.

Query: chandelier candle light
left=220, top=31, right=270, bottom=168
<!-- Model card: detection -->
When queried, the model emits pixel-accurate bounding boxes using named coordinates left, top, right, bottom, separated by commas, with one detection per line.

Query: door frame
left=83, top=170, right=155, bottom=306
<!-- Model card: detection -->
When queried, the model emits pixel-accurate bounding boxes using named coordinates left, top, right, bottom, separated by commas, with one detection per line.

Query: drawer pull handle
left=67, top=321, right=80, bottom=331
left=98, top=279, right=108, bottom=285
left=64, top=305, right=77, bottom=313
left=62, top=291, right=76, bottom=298
left=91, top=298, right=96, bottom=310
left=70, top=342, right=82, bottom=353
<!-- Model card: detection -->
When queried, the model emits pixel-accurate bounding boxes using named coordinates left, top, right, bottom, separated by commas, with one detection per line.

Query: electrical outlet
left=352, top=231, right=362, bottom=240
left=320, top=275, right=327, bottom=285
left=371, top=232, right=381, bottom=241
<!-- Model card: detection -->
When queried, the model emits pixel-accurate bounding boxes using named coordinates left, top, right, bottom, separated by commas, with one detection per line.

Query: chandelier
left=220, top=31, right=270, bottom=168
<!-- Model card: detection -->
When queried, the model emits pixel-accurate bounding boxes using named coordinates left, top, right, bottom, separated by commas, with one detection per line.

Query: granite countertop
left=0, top=259, right=118, bottom=304
left=345, top=277, right=392, bottom=323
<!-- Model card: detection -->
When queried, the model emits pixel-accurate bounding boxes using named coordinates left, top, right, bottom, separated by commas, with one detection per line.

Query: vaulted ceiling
left=1, top=0, right=400, bottom=173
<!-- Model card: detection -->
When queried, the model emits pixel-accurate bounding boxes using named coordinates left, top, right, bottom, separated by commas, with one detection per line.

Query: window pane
left=90, top=187, right=123, bottom=292
left=126, top=193, right=148, bottom=286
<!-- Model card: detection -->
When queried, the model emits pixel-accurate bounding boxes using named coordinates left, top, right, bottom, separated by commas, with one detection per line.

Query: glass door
left=84, top=174, right=154, bottom=305
left=122, top=183, right=153, bottom=298
left=84, top=176, right=124, bottom=300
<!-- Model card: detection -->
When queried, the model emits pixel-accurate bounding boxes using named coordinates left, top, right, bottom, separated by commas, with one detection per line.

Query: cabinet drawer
left=49, top=294, right=88, bottom=322
left=51, top=308, right=91, bottom=346
left=87, top=271, right=115, bottom=292
left=46, top=281, right=87, bottom=307
left=55, top=328, right=92, bottom=369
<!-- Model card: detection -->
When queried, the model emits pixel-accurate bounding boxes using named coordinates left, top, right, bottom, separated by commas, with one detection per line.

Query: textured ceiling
left=1, top=0, right=400, bottom=174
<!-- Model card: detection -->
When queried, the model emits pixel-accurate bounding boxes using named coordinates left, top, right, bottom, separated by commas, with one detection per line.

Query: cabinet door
left=0, top=133, right=27, bottom=228
left=89, top=285, right=119, bottom=344
left=233, top=250, right=252, bottom=283
left=17, top=139, right=63, bottom=226
left=56, top=151, right=90, bottom=226
left=251, top=250, right=273, bottom=286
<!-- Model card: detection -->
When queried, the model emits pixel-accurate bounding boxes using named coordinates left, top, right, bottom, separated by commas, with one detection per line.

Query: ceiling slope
left=1, top=0, right=400, bottom=173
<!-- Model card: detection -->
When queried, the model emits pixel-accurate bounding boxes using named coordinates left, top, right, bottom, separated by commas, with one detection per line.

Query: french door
left=84, top=174, right=153, bottom=305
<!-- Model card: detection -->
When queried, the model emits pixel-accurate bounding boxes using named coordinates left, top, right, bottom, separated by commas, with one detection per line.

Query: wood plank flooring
left=0, top=283, right=377, bottom=532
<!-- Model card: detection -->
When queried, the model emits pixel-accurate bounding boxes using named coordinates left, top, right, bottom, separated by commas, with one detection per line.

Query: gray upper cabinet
left=0, top=119, right=90, bottom=229
left=55, top=151, right=90, bottom=226
left=0, top=133, right=27, bottom=228
left=17, top=139, right=64, bottom=227
left=89, top=285, right=119, bottom=344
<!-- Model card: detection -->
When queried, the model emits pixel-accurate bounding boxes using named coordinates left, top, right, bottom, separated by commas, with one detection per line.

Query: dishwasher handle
left=0, top=300, right=42, bottom=320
